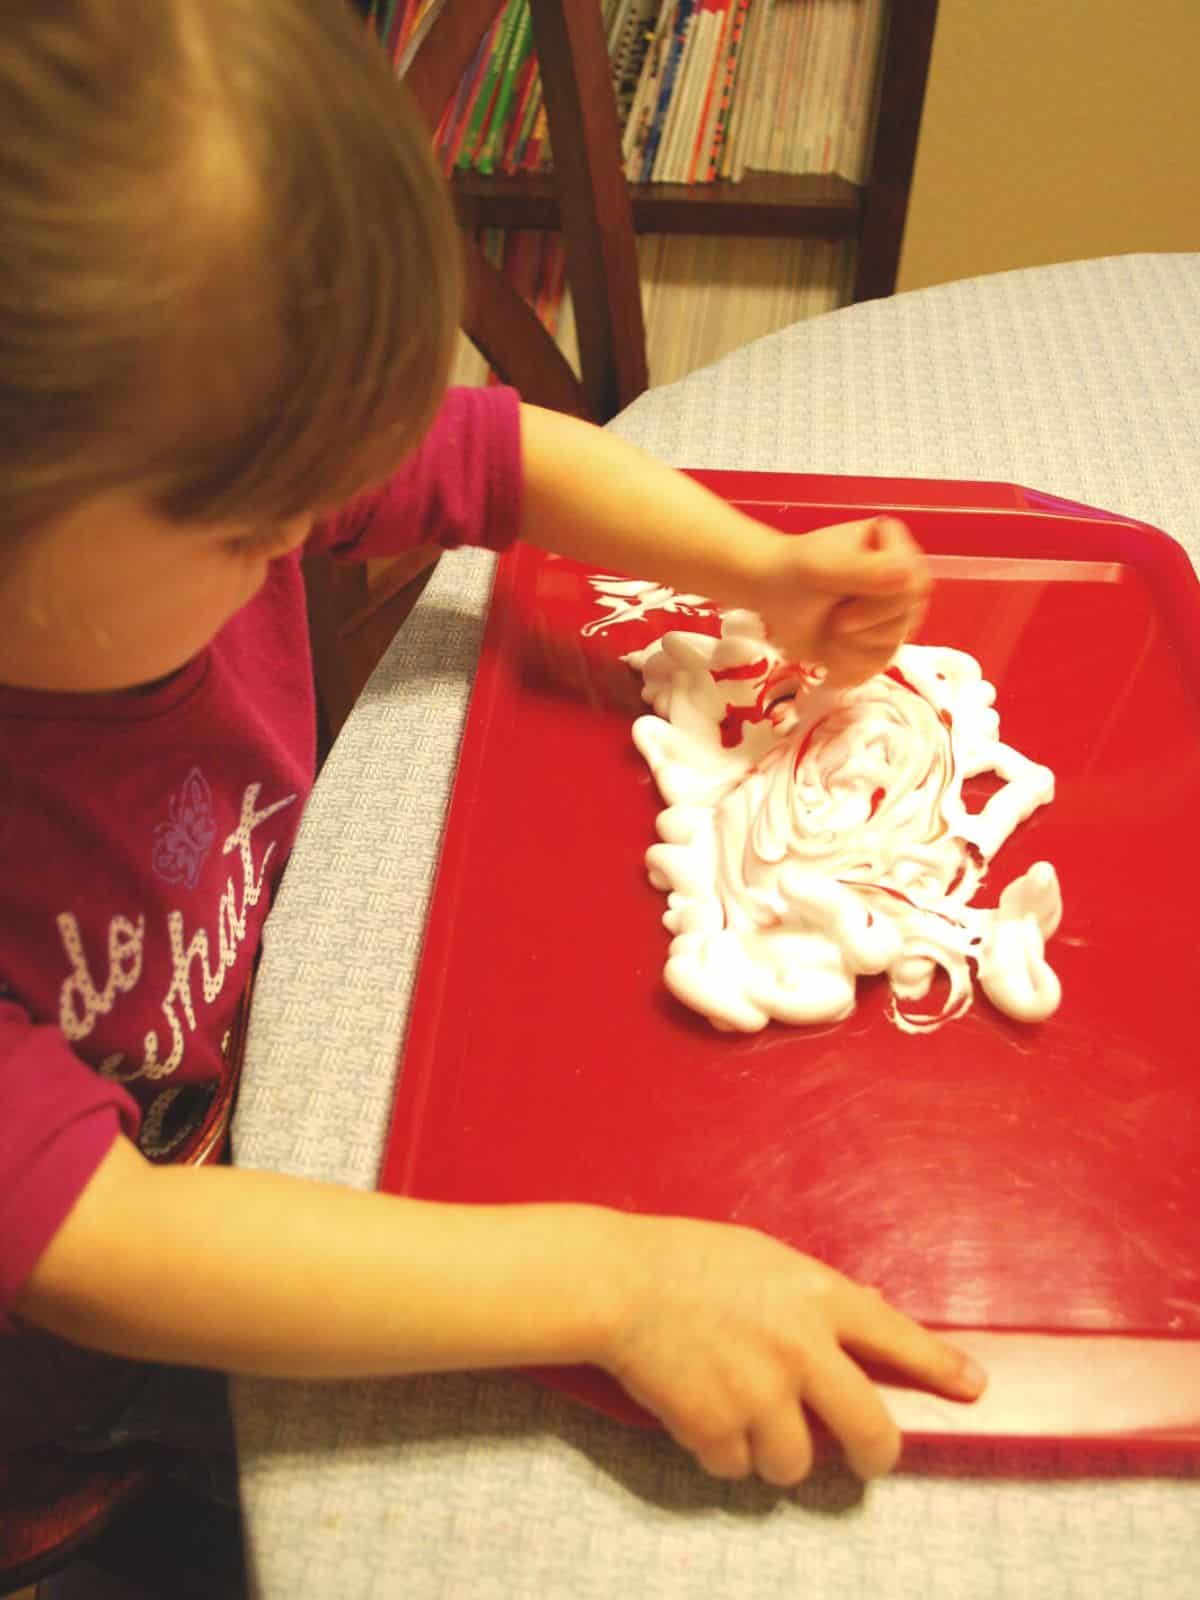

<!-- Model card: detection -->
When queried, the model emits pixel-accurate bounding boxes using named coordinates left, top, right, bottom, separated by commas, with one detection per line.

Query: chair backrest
left=0, top=1448, right=151, bottom=1592
left=306, top=0, right=648, bottom=745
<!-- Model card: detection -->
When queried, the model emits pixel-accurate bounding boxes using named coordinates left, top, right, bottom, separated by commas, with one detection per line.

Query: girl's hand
left=748, top=516, right=931, bottom=687
left=601, top=1213, right=984, bottom=1485
left=518, top=408, right=929, bottom=687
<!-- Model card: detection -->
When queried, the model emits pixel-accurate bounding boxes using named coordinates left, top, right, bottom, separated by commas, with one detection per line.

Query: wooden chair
left=0, top=1448, right=153, bottom=1596
left=305, top=0, right=649, bottom=743
left=0, top=1000, right=254, bottom=1596
left=0, top=1448, right=246, bottom=1597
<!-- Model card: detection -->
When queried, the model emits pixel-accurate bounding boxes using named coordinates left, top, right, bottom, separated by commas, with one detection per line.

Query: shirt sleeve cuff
left=0, top=1017, right=138, bottom=1324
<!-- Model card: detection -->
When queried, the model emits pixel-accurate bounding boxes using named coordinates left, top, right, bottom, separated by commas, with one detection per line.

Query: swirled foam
left=625, top=611, right=1062, bottom=1034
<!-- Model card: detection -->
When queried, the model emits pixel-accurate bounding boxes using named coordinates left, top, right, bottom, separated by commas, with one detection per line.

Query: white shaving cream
left=624, top=610, right=1062, bottom=1034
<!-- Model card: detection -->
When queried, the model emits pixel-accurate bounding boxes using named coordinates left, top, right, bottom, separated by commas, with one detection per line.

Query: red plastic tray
left=382, top=474, right=1200, bottom=1452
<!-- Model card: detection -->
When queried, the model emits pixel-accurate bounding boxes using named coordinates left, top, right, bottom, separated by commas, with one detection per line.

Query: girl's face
left=0, top=495, right=312, bottom=693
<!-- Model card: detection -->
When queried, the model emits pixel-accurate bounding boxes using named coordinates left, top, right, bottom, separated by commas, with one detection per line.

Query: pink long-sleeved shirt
left=0, top=385, right=521, bottom=1321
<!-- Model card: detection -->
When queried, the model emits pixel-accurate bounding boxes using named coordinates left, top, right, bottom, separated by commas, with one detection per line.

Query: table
left=231, top=254, right=1200, bottom=1599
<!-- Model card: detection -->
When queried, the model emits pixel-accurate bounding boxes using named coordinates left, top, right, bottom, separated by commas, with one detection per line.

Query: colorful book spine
left=375, top=0, right=402, bottom=54
left=502, top=58, right=542, bottom=174
left=438, top=22, right=500, bottom=176
left=477, top=5, right=534, bottom=175
left=624, top=1, right=677, bottom=180
left=661, top=0, right=714, bottom=183
left=720, top=0, right=760, bottom=179
left=653, top=0, right=705, bottom=182
left=390, top=0, right=424, bottom=59
left=454, top=8, right=519, bottom=173
left=641, top=0, right=696, bottom=183
left=611, top=0, right=658, bottom=128
left=521, top=98, right=550, bottom=172
left=707, top=0, right=750, bottom=180
left=686, top=0, right=733, bottom=184
left=417, top=0, right=887, bottom=197
left=394, top=0, right=451, bottom=74
left=533, top=234, right=569, bottom=336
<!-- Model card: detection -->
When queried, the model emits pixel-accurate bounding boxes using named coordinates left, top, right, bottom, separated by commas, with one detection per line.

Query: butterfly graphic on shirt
left=152, top=767, right=218, bottom=890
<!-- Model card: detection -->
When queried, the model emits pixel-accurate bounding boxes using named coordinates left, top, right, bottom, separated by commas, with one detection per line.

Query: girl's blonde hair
left=0, top=0, right=463, bottom=535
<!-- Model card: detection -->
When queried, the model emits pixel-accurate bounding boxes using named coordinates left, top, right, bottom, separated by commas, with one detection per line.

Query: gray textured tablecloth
left=232, top=255, right=1200, bottom=1599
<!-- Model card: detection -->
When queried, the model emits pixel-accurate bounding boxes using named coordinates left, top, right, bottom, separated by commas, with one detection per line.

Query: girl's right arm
left=15, top=1134, right=983, bottom=1484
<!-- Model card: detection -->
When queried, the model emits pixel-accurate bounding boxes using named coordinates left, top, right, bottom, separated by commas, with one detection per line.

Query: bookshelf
left=453, top=169, right=861, bottom=239
left=446, top=0, right=939, bottom=307
left=362, top=1, right=940, bottom=406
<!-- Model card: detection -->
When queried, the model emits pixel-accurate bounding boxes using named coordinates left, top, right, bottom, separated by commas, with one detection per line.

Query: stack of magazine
left=620, top=0, right=883, bottom=187
left=369, top=0, right=882, bottom=387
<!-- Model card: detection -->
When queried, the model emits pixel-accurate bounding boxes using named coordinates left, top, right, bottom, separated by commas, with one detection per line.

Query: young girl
left=1, top=0, right=983, bottom=1492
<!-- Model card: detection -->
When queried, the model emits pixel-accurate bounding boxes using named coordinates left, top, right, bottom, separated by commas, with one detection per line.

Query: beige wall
left=897, top=0, right=1200, bottom=292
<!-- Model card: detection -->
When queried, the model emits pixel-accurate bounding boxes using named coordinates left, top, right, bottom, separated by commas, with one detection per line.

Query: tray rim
left=381, top=472, right=1200, bottom=1452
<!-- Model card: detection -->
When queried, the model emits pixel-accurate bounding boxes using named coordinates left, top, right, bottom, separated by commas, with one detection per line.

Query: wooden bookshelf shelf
left=388, top=0, right=939, bottom=418
left=452, top=169, right=862, bottom=238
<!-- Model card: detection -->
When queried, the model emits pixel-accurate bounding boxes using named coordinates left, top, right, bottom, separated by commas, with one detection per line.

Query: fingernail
left=954, top=1354, right=987, bottom=1397
left=871, top=516, right=907, bottom=546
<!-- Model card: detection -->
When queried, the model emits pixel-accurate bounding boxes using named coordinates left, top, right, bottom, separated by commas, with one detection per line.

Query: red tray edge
left=530, top=1328, right=1200, bottom=1453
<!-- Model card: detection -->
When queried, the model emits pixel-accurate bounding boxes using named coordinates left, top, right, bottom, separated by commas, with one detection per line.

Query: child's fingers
left=823, top=593, right=929, bottom=682
left=831, top=618, right=911, bottom=656
left=831, top=591, right=922, bottom=636
left=868, top=515, right=921, bottom=559
left=831, top=595, right=907, bottom=634
left=800, top=517, right=926, bottom=596
left=865, top=517, right=932, bottom=595
left=683, top=1421, right=753, bottom=1480
left=749, top=1400, right=815, bottom=1487
left=808, top=1283, right=987, bottom=1479
left=822, top=627, right=911, bottom=686
left=803, top=1343, right=903, bottom=1479
left=838, top=1283, right=987, bottom=1404
left=770, top=604, right=921, bottom=680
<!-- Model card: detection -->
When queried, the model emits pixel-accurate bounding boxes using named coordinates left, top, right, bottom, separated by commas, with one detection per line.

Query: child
left=0, top=0, right=982, bottom=1492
